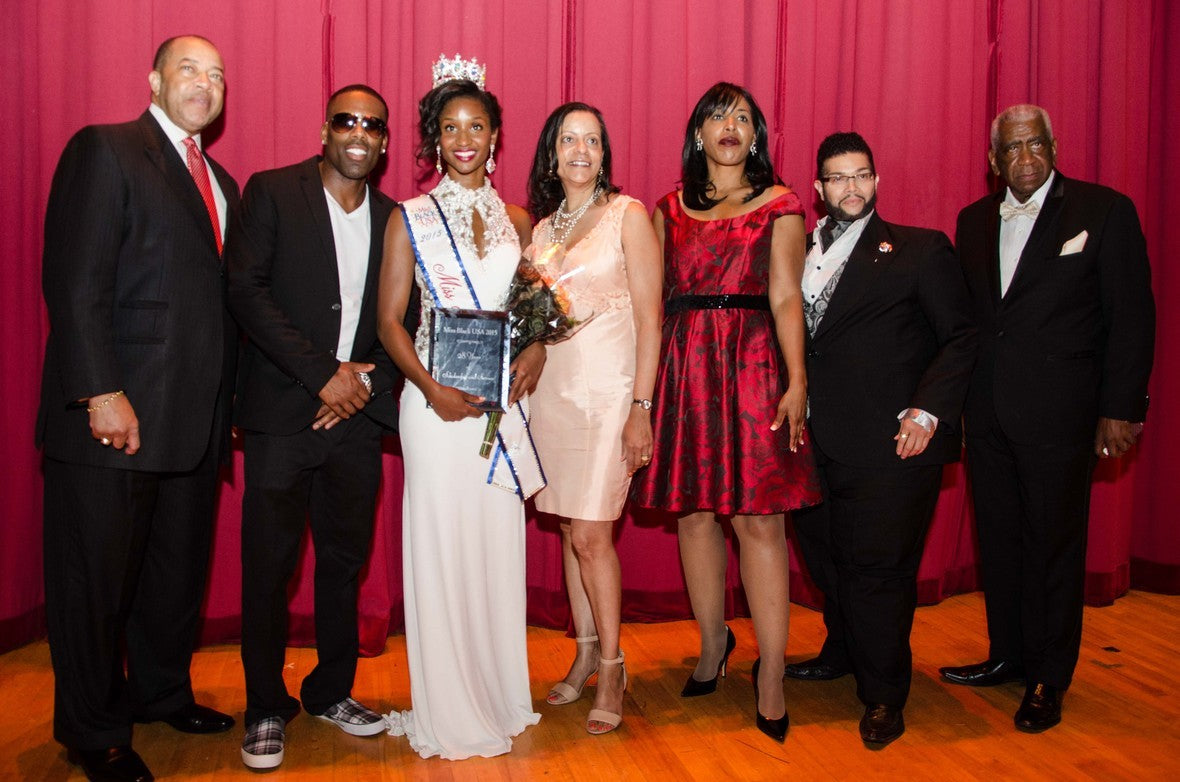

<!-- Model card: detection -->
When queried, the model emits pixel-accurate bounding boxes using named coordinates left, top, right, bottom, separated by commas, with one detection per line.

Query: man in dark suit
left=225, top=84, right=399, bottom=771
left=37, top=35, right=238, bottom=782
left=788, top=132, right=977, bottom=747
left=941, top=104, right=1155, bottom=732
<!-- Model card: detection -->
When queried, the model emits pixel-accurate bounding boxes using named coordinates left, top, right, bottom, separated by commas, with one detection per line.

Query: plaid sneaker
left=241, top=716, right=285, bottom=770
left=315, top=697, right=387, bottom=736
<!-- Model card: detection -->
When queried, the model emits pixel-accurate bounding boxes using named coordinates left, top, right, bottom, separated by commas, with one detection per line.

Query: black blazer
left=226, top=157, right=399, bottom=435
left=37, top=111, right=240, bottom=473
left=956, top=173, right=1155, bottom=446
left=805, top=213, right=978, bottom=468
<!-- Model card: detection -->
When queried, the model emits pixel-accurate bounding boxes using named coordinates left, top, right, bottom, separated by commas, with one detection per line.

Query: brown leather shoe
left=66, top=745, right=154, bottom=782
left=939, top=659, right=1024, bottom=687
left=1014, top=683, right=1063, bottom=732
left=784, top=656, right=849, bottom=681
left=859, top=704, right=904, bottom=747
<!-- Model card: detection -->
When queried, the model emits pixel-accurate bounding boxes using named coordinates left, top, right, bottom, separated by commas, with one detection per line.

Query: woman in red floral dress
left=632, top=82, right=820, bottom=742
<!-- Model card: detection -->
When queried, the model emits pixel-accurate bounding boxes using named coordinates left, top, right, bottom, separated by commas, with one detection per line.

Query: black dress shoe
left=138, top=702, right=235, bottom=734
left=67, top=745, right=154, bottom=782
left=784, top=656, right=849, bottom=681
left=1014, top=683, right=1063, bottom=733
left=939, top=659, right=1024, bottom=687
left=681, top=626, right=737, bottom=697
left=859, top=704, right=904, bottom=747
left=751, top=658, right=789, bottom=743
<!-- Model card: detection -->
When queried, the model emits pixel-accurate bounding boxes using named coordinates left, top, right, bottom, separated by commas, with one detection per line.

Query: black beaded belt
left=665, top=294, right=771, bottom=316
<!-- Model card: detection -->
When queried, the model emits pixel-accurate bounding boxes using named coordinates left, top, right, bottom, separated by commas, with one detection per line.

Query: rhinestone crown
left=432, top=53, right=486, bottom=90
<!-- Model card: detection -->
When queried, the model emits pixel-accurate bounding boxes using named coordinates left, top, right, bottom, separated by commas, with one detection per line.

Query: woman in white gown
left=376, top=63, right=545, bottom=760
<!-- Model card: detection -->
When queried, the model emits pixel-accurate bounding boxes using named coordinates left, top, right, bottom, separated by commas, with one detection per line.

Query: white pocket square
left=1060, top=230, right=1088, bottom=255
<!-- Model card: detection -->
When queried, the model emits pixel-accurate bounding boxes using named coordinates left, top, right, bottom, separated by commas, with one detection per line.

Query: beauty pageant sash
left=401, top=193, right=546, bottom=499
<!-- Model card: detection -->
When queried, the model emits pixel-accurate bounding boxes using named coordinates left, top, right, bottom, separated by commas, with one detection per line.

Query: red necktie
left=182, top=137, right=223, bottom=253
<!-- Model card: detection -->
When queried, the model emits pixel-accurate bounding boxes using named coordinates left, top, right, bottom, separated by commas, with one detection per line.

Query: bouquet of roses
left=480, top=246, right=594, bottom=457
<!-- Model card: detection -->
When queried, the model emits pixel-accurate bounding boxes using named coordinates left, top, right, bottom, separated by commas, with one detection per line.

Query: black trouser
left=966, top=425, right=1094, bottom=689
left=42, top=448, right=219, bottom=750
left=240, top=414, right=382, bottom=726
left=793, top=448, right=942, bottom=708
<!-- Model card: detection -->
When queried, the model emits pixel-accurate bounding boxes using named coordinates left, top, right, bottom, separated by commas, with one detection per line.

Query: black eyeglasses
left=328, top=113, right=387, bottom=138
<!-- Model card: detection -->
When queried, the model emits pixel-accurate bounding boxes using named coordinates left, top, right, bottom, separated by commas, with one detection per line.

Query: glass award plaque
left=428, top=308, right=511, bottom=412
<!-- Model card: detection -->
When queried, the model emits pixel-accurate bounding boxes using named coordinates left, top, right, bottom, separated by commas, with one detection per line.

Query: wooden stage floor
left=2, top=591, right=1178, bottom=780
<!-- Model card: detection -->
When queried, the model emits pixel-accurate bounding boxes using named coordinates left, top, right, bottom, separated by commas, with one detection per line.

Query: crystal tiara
left=432, top=53, right=486, bottom=90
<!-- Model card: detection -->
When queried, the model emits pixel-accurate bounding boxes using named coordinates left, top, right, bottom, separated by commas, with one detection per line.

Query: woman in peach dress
left=523, top=102, right=662, bottom=735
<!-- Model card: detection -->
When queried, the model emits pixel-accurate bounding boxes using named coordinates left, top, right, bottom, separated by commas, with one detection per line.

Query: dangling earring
left=435, top=145, right=443, bottom=175
left=597, top=167, right=605, bottom=183
left=485, top=142, right=497, bottom=175
left=695, top=136, right=703, bottom=152
left=749, top=140, right=758, bottom=156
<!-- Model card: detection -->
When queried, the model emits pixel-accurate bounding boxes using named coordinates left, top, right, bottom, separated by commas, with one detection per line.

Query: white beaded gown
left=386, top=178, right=540, bottom=760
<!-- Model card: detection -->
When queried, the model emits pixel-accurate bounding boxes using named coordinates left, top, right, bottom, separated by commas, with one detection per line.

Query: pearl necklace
left=549, top=186, right=603, bottom=246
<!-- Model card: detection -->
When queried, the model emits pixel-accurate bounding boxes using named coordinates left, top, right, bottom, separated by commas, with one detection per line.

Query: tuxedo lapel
left=985, top=191, right=1003, bottom=304
left=814, top=213, right=890, bottom=340
left=1004, top=173, right=1065, bottom=299
left=137, top=112, right=221, bottom=255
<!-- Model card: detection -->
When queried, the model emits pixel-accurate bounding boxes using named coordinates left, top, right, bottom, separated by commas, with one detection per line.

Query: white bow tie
left=999, top=201, right=1040, bottom=221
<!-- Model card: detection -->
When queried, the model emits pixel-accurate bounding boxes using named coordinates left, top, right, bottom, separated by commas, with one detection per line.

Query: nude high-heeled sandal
left=586, top=651, right=627, bottom=735
left=547, top=635, right=599, bottom=705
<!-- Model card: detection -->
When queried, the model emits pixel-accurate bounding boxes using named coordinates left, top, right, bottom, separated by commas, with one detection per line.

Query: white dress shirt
left=999, top=171, right=1056, bottom=296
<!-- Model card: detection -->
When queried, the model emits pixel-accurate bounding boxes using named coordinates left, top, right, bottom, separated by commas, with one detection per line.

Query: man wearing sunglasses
left=788, top=132, right=977, bottom=747
left=38, top=35, right=239, bottom=782
left=226, top=84, right=399, bottom=770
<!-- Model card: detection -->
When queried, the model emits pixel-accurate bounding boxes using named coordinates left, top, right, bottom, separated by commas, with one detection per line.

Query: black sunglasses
left=328, top=112, right=387, bottom=138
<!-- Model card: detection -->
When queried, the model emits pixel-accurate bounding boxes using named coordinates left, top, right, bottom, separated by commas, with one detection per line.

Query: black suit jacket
left=956, top=173, right=1155, bottom=446
left=805, top=213, right=978, bottom=468
left=37, top=111, right=240, bottom=472
left=226, top=157, right=399, bottom=435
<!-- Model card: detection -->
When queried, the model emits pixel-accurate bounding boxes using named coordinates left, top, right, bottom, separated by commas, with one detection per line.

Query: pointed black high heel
left=681, top=626, right=737, bottom=697
left=751, top=657, right=789, bottom=742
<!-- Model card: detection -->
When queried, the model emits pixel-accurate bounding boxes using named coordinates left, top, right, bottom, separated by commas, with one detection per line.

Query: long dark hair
left=527, top=102, right=622, bottom=222
left=681, top=82, right=778, bottom=211
left=415, top=79, right=503, bottom=168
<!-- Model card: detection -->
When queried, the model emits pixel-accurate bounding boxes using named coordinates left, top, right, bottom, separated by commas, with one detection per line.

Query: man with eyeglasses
left=789, top=132, right=977, bottom=747
left=225, top=84, right=399, bottom=770
left=943, top=104, right=1155, bottom=732
left=38, top=34, right=238, bottom=782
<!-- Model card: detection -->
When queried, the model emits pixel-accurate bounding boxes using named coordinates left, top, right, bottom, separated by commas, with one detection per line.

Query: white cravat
left=998, top=172, right=1055, bottom=296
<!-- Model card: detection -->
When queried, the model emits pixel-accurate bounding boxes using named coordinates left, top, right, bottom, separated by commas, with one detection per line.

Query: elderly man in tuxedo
left=788, top=132, right=977, bottom=747
left=226, top=84, right=400, bottom=771
left=941, top=105, right=1155, bottom=732
left=37, top=35, right=238, bottom=782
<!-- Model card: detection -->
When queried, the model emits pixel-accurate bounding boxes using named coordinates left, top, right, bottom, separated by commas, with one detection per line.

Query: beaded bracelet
left=86, top=390, right=125, bottom=413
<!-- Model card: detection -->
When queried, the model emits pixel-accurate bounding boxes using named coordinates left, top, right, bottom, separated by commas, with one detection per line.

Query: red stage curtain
left=2, top=0, right=1176, bottom=654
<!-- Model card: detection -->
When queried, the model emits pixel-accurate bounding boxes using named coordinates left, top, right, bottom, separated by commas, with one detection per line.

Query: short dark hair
left=328, top=83, right=388, bottom=117
left=816, top=132, right=876, bottom=178
left=415, top=79, right=502, bottom=167
left=527, top=102, right=622, bottom=221
left=152, top=35, right=216, bottom=71
left=681, top=82, right=778, bottom=211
